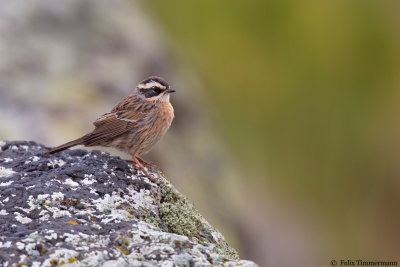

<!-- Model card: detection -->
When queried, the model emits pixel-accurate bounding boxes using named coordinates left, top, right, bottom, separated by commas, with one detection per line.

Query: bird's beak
left=165, top=88, right=176, bottom=94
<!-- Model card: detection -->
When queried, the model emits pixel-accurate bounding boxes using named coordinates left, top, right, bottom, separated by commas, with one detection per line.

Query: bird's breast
left=153, top=102, right=174, bottom=136
left=134, top=102, right=174, bottom=155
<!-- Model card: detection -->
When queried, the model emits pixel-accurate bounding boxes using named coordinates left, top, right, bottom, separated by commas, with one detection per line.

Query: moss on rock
left=214, top=242, right=240, bottom=261
left=158, top=182, right=203, bottom=237
left=156, top=178, right=240, bottom=260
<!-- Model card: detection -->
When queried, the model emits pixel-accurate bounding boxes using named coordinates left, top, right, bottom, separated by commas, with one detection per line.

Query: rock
left=0, top=2, right=249, bottom=265
left=0, top=141, right=257, bottom=267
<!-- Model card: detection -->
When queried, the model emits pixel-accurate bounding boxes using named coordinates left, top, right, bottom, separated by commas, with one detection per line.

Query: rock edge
left=0, top=141, right=257, bottom=267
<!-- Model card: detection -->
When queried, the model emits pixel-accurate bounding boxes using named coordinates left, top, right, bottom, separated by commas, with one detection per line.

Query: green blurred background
left=147, top=0, right=400, bottom=264
left=1, top=1, right=399, bottom=266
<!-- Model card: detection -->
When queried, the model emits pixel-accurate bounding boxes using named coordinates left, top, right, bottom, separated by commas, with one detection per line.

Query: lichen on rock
left=158, top=182, right=203, bottom=237
left=0, top=141, right=257, bottom=267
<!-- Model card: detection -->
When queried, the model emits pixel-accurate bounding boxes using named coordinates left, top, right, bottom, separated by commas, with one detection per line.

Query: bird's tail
left=46, top=138, right=84, bottom=155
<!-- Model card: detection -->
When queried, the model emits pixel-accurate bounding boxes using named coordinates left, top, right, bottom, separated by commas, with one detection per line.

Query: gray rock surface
left=0, top=141, right=257, bottom=267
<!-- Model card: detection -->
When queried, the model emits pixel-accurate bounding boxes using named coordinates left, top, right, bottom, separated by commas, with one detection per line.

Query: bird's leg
left=132, top=156, right=157, bottom=182
left=136, top=157, right=160, bottom=169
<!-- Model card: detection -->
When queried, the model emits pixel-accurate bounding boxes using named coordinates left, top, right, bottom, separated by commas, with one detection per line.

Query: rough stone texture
left=0, top=141, right=257, bottom=267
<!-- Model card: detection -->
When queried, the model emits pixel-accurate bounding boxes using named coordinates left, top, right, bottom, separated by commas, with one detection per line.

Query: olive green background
left=147, top=0, right=400, bottom=264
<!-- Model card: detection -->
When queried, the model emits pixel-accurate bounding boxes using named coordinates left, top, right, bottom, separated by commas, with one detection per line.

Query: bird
left=46, top=76, right=175, bottom=180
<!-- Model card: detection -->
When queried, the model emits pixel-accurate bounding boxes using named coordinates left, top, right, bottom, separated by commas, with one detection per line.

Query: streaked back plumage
left=46, top=76, right=175, bottom=158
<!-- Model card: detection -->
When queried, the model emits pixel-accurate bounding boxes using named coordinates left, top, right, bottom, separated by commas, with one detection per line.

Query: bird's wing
left=82, top=108, right=147, bottom=146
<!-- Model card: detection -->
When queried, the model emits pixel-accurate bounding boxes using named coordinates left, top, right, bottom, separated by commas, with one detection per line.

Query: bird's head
left=136, top=76, right=176, bottom=102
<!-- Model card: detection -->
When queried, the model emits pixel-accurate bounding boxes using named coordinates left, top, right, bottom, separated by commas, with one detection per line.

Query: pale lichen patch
left=93, top=188, right=157, bottom=224
left=0, top=209, right=9, bottom=215
left=0, top=167, right=15, bottom=178
left=0, top=181, right=13, bottom=186
left=47, top=159, right=66, bottom=168
left=0, top=241, right=12, bottom=248
left=44, top=231, right=58, bottom=240
left=64, top=178, right=79, bottom=187
left=24, top=156, right=40, bottom=164
left=82, top=174, right=96, bottom=185
left=16, top=242, right=25, bottom=250
left=51, top=192, right=64, bottom=202
left=14, top=212, right=32, bottom=224
left=41, top=249, right=80, bottom=267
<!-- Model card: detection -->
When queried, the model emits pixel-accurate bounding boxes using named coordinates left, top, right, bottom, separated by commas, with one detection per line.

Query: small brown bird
left=46, top=76, right=175, bottom=178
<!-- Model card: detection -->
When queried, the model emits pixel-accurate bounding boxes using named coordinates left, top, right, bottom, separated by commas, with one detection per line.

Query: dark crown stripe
left=141, top=76, right=169, bottom=88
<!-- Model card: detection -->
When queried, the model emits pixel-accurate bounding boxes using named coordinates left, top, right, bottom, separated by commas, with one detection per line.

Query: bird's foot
left=136, top=157, right=160, bottom=170
left=132, top=157, right=158, bottom=183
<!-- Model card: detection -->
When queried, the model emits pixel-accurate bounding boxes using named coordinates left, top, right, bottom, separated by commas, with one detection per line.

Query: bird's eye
left=152, top=87, right=162, bottom=94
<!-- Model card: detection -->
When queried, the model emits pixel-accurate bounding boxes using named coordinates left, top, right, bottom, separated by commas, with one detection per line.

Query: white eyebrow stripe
left=138, top=81, right=166, bottom=89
